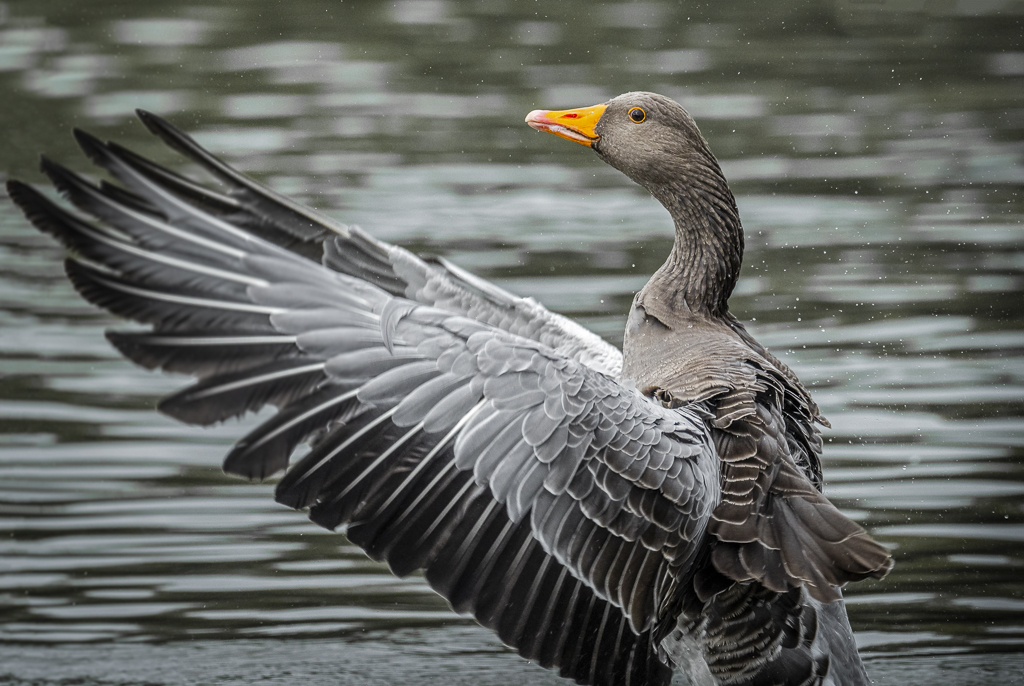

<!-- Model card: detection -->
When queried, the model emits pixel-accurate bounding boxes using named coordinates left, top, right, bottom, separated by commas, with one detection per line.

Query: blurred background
left=0, top=1, right=1022, bottom=684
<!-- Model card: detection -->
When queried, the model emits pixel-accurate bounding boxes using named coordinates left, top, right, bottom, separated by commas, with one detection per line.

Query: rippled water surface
left=1, top=1, right=1022, bottom=684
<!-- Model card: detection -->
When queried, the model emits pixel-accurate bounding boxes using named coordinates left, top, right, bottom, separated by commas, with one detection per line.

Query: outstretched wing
left=131, top=110, right=623, bottom=378
left=7, top=115, right=721, bottom=686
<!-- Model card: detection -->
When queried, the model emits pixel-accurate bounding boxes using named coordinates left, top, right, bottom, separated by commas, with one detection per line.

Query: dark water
left=1, top=1, right=1022, bottom=684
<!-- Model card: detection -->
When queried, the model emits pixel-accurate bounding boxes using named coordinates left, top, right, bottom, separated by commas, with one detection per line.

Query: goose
left=7, top=91, right=892, bottom=686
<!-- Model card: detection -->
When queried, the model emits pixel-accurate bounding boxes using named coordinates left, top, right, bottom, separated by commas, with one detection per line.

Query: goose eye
left=628, top=107, right=646, bottom=123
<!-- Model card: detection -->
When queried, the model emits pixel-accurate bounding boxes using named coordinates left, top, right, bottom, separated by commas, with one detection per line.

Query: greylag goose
left=7, top=92, right=892, bottom=686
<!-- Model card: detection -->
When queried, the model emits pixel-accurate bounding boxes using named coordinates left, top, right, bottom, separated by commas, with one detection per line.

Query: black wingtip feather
left=6, top=179, right=88, bottom=250
left=136, top=109, right=173, bottom=139
left=6, top=178, right=27, bottom=197
left=134, top=108, right=219, bottom=171
left=5, top=180, right=82, bottom=253
left=106, top=330, right=163, bottom=371
left=72, top=127, right=113, bottom=166
left=135, top=108, right=156, bottom=127
left=6, top=179, right=37, bottom=217
left=38, top=155, right=66, bottom=184
left=136, top=110, right=183, bottom=150
left=39, top=155, right=100, bottom=206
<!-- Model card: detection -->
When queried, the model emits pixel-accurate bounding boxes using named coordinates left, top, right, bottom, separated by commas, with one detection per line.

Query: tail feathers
left=711, top=484, right=892, bottom=602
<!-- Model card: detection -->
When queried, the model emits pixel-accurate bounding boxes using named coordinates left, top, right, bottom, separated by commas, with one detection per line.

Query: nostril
left=561, top=113, right=579, bottom=119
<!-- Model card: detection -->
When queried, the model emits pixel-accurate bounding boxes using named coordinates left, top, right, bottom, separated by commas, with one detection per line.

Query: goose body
left=8, top=92, right=891, bottom=686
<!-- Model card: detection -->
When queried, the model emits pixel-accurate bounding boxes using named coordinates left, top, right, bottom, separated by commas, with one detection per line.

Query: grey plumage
left=9, top=92, right=892, bottom=686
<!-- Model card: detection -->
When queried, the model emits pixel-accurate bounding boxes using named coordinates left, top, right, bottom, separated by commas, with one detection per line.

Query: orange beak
left=525, top=104, right=606, bottom=147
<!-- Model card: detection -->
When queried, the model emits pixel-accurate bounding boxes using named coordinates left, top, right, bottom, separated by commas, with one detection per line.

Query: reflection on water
left=0, top=0, right=1022, bottom=684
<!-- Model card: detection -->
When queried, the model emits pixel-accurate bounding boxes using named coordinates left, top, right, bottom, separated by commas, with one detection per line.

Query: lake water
left=0, top=1, right=1022, bottom=684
